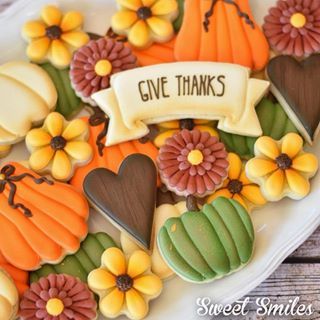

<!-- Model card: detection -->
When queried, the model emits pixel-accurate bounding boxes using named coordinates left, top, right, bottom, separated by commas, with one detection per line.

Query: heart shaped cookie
left=267, top=55, right=320, bottom=145
left=84, top=154, right=157, bottom=250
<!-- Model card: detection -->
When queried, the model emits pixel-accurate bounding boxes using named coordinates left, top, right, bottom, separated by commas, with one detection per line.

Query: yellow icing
left=99, top=288, right=124, bottom=317
left=290, top=12, right=306, bottom=28
left=87, top=269, right=116, bottom=290
left=127, top=251, right=151, bottom=278
left=0, top=174, right=5, bottom=180
left=94, top=60, right=113, bottom=77
left=187, top=149, right=203, bottom=165
left=102, top=247, right=126, bottom=276
left=126, top=288, right=148, bottom=320
left=46, top=298, right=64, bottom=316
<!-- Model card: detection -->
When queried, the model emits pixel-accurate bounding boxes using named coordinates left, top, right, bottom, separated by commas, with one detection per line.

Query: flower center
left=45, top=25, right=63, bottom=40
left=137, top=6, right=152, bottom=20
left=94, top=59, right=113, bottom=77
left=227, top=179, right=243, bottom=194
left=290, top=12, right=306, bottom=28
left=116, top=274, right=133, bottom=292
left=187, top=150, right=204, bottom=165
left=276, top=153, right=292, bottom=170
left=46, top=298, right=64, bottom=316
left=50, top=136, right=67, bottom=151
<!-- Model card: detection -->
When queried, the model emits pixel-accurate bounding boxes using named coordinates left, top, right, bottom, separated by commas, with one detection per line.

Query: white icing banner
left=92, top=62, right=270, bottom=146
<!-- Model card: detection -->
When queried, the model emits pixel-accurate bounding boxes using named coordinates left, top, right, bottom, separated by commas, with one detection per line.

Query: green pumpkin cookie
left=40, top=63, right=83, bottom=118
left=220, top=98, right=299, bottom=160
left=158, top=197, right=254, bottom=283
left=30, top=232, right=116, bottom=283
left=173, top=0, right=185, bottom=31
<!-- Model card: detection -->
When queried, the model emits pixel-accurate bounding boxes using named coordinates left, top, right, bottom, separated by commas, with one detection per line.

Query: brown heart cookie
left=84, top=154, right=157, bottom=250
left=267, top=55, right=320, bottom=144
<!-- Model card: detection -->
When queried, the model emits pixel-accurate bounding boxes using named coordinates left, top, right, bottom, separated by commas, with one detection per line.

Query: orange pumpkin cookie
left=246, top=133, right=318, bottom=201
left=0, top=162, right=89, bottom=271
left=174, top=0, right=269, bottom=71
left=70, top=111, right=159, bottom=191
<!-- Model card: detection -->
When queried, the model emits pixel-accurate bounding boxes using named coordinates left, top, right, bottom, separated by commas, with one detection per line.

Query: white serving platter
left=0, top=0, right=319, bottom=319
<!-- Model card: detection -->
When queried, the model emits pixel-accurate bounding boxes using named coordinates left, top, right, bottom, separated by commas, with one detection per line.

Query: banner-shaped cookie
left=92, top=62, right=269, bottom=146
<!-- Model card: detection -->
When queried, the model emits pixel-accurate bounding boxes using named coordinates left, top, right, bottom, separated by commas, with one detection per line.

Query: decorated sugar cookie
left=158, top=196, right=255, bottom=283
left=158, top=129, right=229, bottom=197
left=174, top=0, right=269, bottom=71
left=0, top=61, right=57, bottom=146
left=246, top=133, right=318, bottom=201
left=88, top=248, right=162, bottom=320
left=111, top=0, right=178, bottom=48
left=207, top=153, right=266, bottom=211
left=0, top=269, right=19, bottom=320
left=263, top=0, right=320, bottom=57
left=70, top=38, right=137, bottom=106
left=22, top=5, right=89, bottom=68
left=26, top=112, right=93, bottom=181
left=20, top=274, right=97, bottom=320
left=121, top=201, right=187, bottom=280
left=31, top=232, right=117, bottom=283
left=0, top=162, right=89, bottom=270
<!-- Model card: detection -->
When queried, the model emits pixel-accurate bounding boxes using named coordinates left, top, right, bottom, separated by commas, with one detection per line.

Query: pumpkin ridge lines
left=73, top=248, right=93, bottom=274
left=55, top=66, right=72, bottom=115
left=80, top=234, right=105, bottom=268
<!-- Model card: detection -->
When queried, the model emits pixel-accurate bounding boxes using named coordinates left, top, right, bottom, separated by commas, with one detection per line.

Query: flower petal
left=227, top=153, right=242, bottom=180
left=118, top=0, right=142, bottom=10
left=128, top=20, right=150, bottom=48
left=238, top=170, right=252, bottom=185
left=265, top=169, right=285, bottom=200
left=62, top=118, right=88, bottom=140
left=146, top=16, right=174, bottom=38
left=51, top=150, right=72, bottom=181
left=111, top=11, right=138, bottom=31
left=64, top=141, right=92, bottom=161
left=133, top=275, right=162, bottom=296
left=232, top=194, right=248, bottom=210
left=50, top=39, right=72, bottom=68
left=60, top=11, right=83, bottom=32
left=255, top=136, right=280, bottom=160
left=45, top=112, right=64, bottom=137
left=26, top=37, right=51, bottom=61
left=151, top=0, right=178, bottom=16
left=126, top=288, right=148, bottom=320
left=41, top=5, right=62, bottom=26
left=60, top=31, right=89, bottom=48
left=281, top=133, right=303, bottom=159
left=292, top=153, right=318, bottom=174
left=88, top=268, right=116, bottom=291
left=127, top=251, right=151, bottom=278
left=246, top=158, right=278, bottom=177
left=285, top=169, right=310, bottom=198
left=207, top=188, right=232, bottom=204
left=100, top=288, right=124, bottom=317
left=29, top=146, right=54, bottom=171
left=102, top=248, right=126, bottom=276
left=241, top=185, right=266, bottom=206
left=26, top=129, right=52, bottom=147
left=22, top=21, right=46, bottom=38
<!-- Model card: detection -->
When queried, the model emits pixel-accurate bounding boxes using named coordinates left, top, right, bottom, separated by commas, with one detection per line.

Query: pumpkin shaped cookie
left=0, top=162, right=89, bottom=271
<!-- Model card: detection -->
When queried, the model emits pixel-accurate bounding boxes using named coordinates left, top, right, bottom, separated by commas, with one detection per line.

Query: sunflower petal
left=50, top=39, right=72, bottom=68
left=51, top=150, right=72, bottom=181
left=286, top=169, right=310, bottom=198
left=128, top=20, right=150, bottom=48
left=151, top=0, right=178, bottom=16
left=238, top=170, right=252, bottom=185
left=60, top=11, right=83, bottom=32
left=88, top=269, right=116, bottom=291
left=100, top=288, right=124, bottom=317
left=62, top=118, right=88, bottom=140
left=22, top=21, right=46, bottom=38
left=111, top=11, right=138, bottom=31
left=264, top=169, right=284, bottom=200
left=118, top=0, right=142, bottom=10
left=146, top=16, right=174, bottom=38
left=281, top=133, right=303, bottom=159
left=64, top=141, right=92, bottom=161
left=133, top=275, right=162, bottom=296
left=45, top=112, right=64, bottom=137
left=41, top=5, right=62, bottom=26
left=26, top=37, right=51, bottom=61
left=207, top=188, right=232, bottom=204
left=102, top=248, right=126, bottom=276
left=26, top=129, right=52, bottom=148
left=29, top=146, right=54, bottom=171
left=255, top=136, right=280, bottom=160
left=227, top=153, right=242, bottom=180
left=127, top=251, right=151, bottom=278
left=241, top=185, right=266, bottom=206
left=60, top=31, right=89, bottom=48
left=126, top=288, right=148, bottom=320
left=292, top=153, right=318, bottom=174
left=246, top=158, right=278, bottom=178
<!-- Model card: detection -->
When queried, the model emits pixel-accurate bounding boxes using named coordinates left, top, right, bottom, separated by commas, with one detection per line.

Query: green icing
left=158, top=197, right=254, bottom=283
left=30, top=232, right=116, bottom=284
left=219, top=98, right=299, bottom=159
left=173, top=0, right=185, bottom=31
left=40, top=63, right=83, bottom=118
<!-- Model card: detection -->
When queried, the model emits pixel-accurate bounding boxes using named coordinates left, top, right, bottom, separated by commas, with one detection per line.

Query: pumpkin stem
left=186, top=195, right=200, bottom=212
left=179, top=119, right=195, bottom=130
left=0, top=165, right=53, bottom=217
left=203, top=0, right=255, bottom=32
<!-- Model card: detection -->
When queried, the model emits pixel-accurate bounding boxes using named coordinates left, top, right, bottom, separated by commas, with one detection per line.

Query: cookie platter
left=0, top=0, right=319, bottom=319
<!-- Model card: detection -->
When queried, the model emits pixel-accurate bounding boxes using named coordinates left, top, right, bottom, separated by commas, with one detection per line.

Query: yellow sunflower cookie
left=246, top=133, right=318, bottom=201
left=88, top=247, right=162, bottom=320
left=111, top=0, right=178, bottom=48
left=26, top=112, right=93, bottom=181
left=207, top=153, right=266, bottom=211
left=22, top=5, right=89, bottom=68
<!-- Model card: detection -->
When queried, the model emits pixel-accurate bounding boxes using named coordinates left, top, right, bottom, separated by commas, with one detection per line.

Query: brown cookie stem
left=186, top=195, right=200, bottom=212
